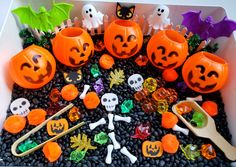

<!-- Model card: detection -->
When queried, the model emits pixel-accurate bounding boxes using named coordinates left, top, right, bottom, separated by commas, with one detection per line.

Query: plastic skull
left=128, top=74, right=144, bottom=91
left=10, top=98, right=30, bottom=117
left=101, top=93, right=118, bottom=112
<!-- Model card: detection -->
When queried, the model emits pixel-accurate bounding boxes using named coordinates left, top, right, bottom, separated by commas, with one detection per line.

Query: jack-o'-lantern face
left=182, top=51, right=228, bottom=93
left=9, top=45, right=56, bottom=89
left=104, top=20, right=143, bottom=59
left=142, top=141, right=163, bottom=158
left=46, top=119, right=69, bottom=136
left=147, top=29, right=188, bottom=69
left=53, top=27, right=94, bottom=67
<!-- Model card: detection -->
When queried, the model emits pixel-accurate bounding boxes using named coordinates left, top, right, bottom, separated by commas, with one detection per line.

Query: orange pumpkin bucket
left=52, top=27, right=94, bottom=67
left=182, top=51, right=228, bottom=93
left=8, top=45, right=56, bottom=89
left=147, top=29, right=188, bottom=69
left=104, top=19, right=143, bottom=59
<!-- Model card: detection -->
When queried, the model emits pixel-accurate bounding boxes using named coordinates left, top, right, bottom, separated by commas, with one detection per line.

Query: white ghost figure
left=82, top=4, right=104, bottom=30
left=148, top=5, right=170, bottom=30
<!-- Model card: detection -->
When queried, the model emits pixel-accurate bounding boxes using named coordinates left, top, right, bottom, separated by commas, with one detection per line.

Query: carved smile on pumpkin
left=69, top=50, right=93, bottom=66
left=112, top=44, right=138, bottom=57
left=151, top=52, right=177, bottom=68
left=21, top=55, right=53, bottom=84
left=187, top=71, right=217, bottom=92
left=146, top=145, right=160, bottom=156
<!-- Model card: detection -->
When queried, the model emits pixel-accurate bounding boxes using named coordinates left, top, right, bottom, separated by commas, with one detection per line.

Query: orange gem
left=61, top=84, right=79, bottom=101
left=43, top=142, right=62, bottom=162
left=152, top=87, right=178, bottom=104
left=176, top=102, right=192, bottom=115
left=27, top=108, right=47, bottom=126
left=3, top=115, right=26, bottom=134
left=94, top=39, right=105, bottom=52
left=201, top=144, right=216, bottom=160
left=83, top=92, right=100, bottom=109
left=68, top=106, right=81, bottom=122
left=135, top=55, right=149, bottom=66
left=99, top=54, right=115, bottom=70
left=49, top=88, right=61, bottom=102
left=134, top=88, right=149, bottom=101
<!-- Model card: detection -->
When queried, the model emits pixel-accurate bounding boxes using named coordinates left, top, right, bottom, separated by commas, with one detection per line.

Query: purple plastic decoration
left=176, top=81, right=188, bottom=93
left=131, top=122, right=151, bottom=140
left=93, top=78, right=104, bottom=94
left=182, top=10, right=236, bottom=40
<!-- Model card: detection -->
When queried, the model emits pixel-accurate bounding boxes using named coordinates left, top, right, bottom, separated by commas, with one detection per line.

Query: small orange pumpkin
left=9, top=45, right=56, bottom=89
left=142, top=141, right=163, bottom=158
left=53, top=27, right=94, bottom=67
left=43, top=142, right=62, bottom=162
left=104, top=19, right=143, bottom=59
left=182, top=51, right=228, bottom=93
left=4, top=115, right=26, bottom=134
left=147, top=29, right=188, bottom=69
left=27, top=108, right=47, bottom=126
left=161, top=134, right=179, bottom=154
left=46, top=119, right=69, bottom=136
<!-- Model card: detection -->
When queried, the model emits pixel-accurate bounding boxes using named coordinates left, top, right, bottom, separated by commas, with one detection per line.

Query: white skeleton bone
left=105, top=144, right=113, bottom=164
left=114, top=115, right=131, bottom=123
left=172, top=124, right=189, bottom=135
left=108, top=113, right=114, bottom=130
left=89, top=118, right=106, bottom=130
left=186, top=95, right=203, bottom=101
left=108, top=132, right=121, bottom=150
left=120, top=146, right=137, bottom=164
left=79, top=84, right=91, bottom=99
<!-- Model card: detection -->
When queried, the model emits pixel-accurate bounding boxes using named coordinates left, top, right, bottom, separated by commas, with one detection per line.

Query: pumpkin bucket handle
left=11, top=103, right=85, bottom=157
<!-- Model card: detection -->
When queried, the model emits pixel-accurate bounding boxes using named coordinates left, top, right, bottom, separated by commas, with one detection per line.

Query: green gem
left=18, top=140, right=38, bottom=153
left=94, top=132, right=108, bottom=145
left=121, top=100, right=133, bottom=113
left=90, top=64, right=100, bottom=78
left=191, top=111, right=206, bottom=128
left=69, top=150, right=86, bottom=163
left=180, top=144, right=200, bottom=160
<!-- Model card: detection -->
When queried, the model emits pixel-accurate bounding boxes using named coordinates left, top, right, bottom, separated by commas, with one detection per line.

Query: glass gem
left=94, top=132, right=109, bottom=145
left=70, top=133, right=97, bottom=151
left=121, top=100, right=133, bottom=113
left=134, top=88, right=149, bottom=101
left=143, top=77, right=158, bottom=93
left=93, top=78, right=104, bottom=94
left=46, top=102, right=65, bottom=116
left=180, top=144, right=200, bottom=160
left=69, top=150, right=87, bottom=163
left=201, top=144, right=216, bottom=160
left=94, top=39, right=105, bottom=52
left=68, top=106, right=81, bottom=122
left=131, top=122, right=151, bottom=140
left=109, top=69, right=125, bottom=88
left=176, top=102, right=192, bottom=115
left=152, top=87, right=178, bottom=104
left=49, top=88, right=60, bottom=102
left=135, top=55, right=149, bottom=66
left=142, top=98, right=158, bottom=113
left=18, top=140, right=38, bottom=153
left=176, top=81, right=188, bottom=93
left=157, top=100, right=168, bottom=114
left=190, top=111, right=206, bottom=128
left=90, top=64, right=100, bottom=78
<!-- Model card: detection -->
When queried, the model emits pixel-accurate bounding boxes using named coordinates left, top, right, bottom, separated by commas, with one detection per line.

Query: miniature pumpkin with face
left=46, top=119, right=69, bottom=136
left=53, top=27, right=94, bottom=67
left=147, top=29, right=188, bottom=69
left=182, top=51, right=228, bottom=93
left=9, top=45, right=56, bottom=89
left=142, top=141, right=163, bottom=158
left=104, top=19, right=143, bottom=59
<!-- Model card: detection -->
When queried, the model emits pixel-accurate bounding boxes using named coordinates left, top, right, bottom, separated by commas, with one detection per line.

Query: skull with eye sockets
left=10, top=98, right=30, bottom=117
left=101, top=93, right=119, bottom=112
left=128, top=74, right=144, bottom=91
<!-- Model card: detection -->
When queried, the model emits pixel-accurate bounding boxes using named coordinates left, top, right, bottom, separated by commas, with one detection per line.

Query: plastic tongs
left=11, top=103, right=85, bottom=157
left=172, top=100, right=236, bottom=161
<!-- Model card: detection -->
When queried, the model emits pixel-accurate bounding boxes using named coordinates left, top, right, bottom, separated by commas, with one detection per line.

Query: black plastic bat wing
left=181, top=11, right=206, bottom=36
left=208, top=16, right=236, bottom=39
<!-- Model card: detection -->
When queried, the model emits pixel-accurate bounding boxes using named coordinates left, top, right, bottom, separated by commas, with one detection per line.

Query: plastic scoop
left=172, top=100, right=236, bottom=161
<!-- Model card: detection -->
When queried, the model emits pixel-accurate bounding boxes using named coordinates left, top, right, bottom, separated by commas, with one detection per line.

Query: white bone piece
left=105, top=144, right=113, bottom=164
left=10, top=98, right=30, bottom=117
left=89, top=118, right=106, bottom=130
left=108, top=132, right=121, bottom=150
left=101, top=93, right=119, bottom=112
left=128, top=74, right=144, bottom=91
left=79, top=84, right=91, bottom=99
left=120, top=146, right=137, bottom=164
left=108, top=113, right=114, bottom=130
left=172, top=124, right=189, bottom=135
left=186, top=95, right=203, bottom=101
left=114, top=115, right=131, bottom=123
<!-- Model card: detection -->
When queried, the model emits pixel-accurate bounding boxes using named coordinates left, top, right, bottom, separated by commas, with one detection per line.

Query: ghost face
left=82, top=4, right=97, bottom=19
left=155, top=5, right=169, bottom=19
